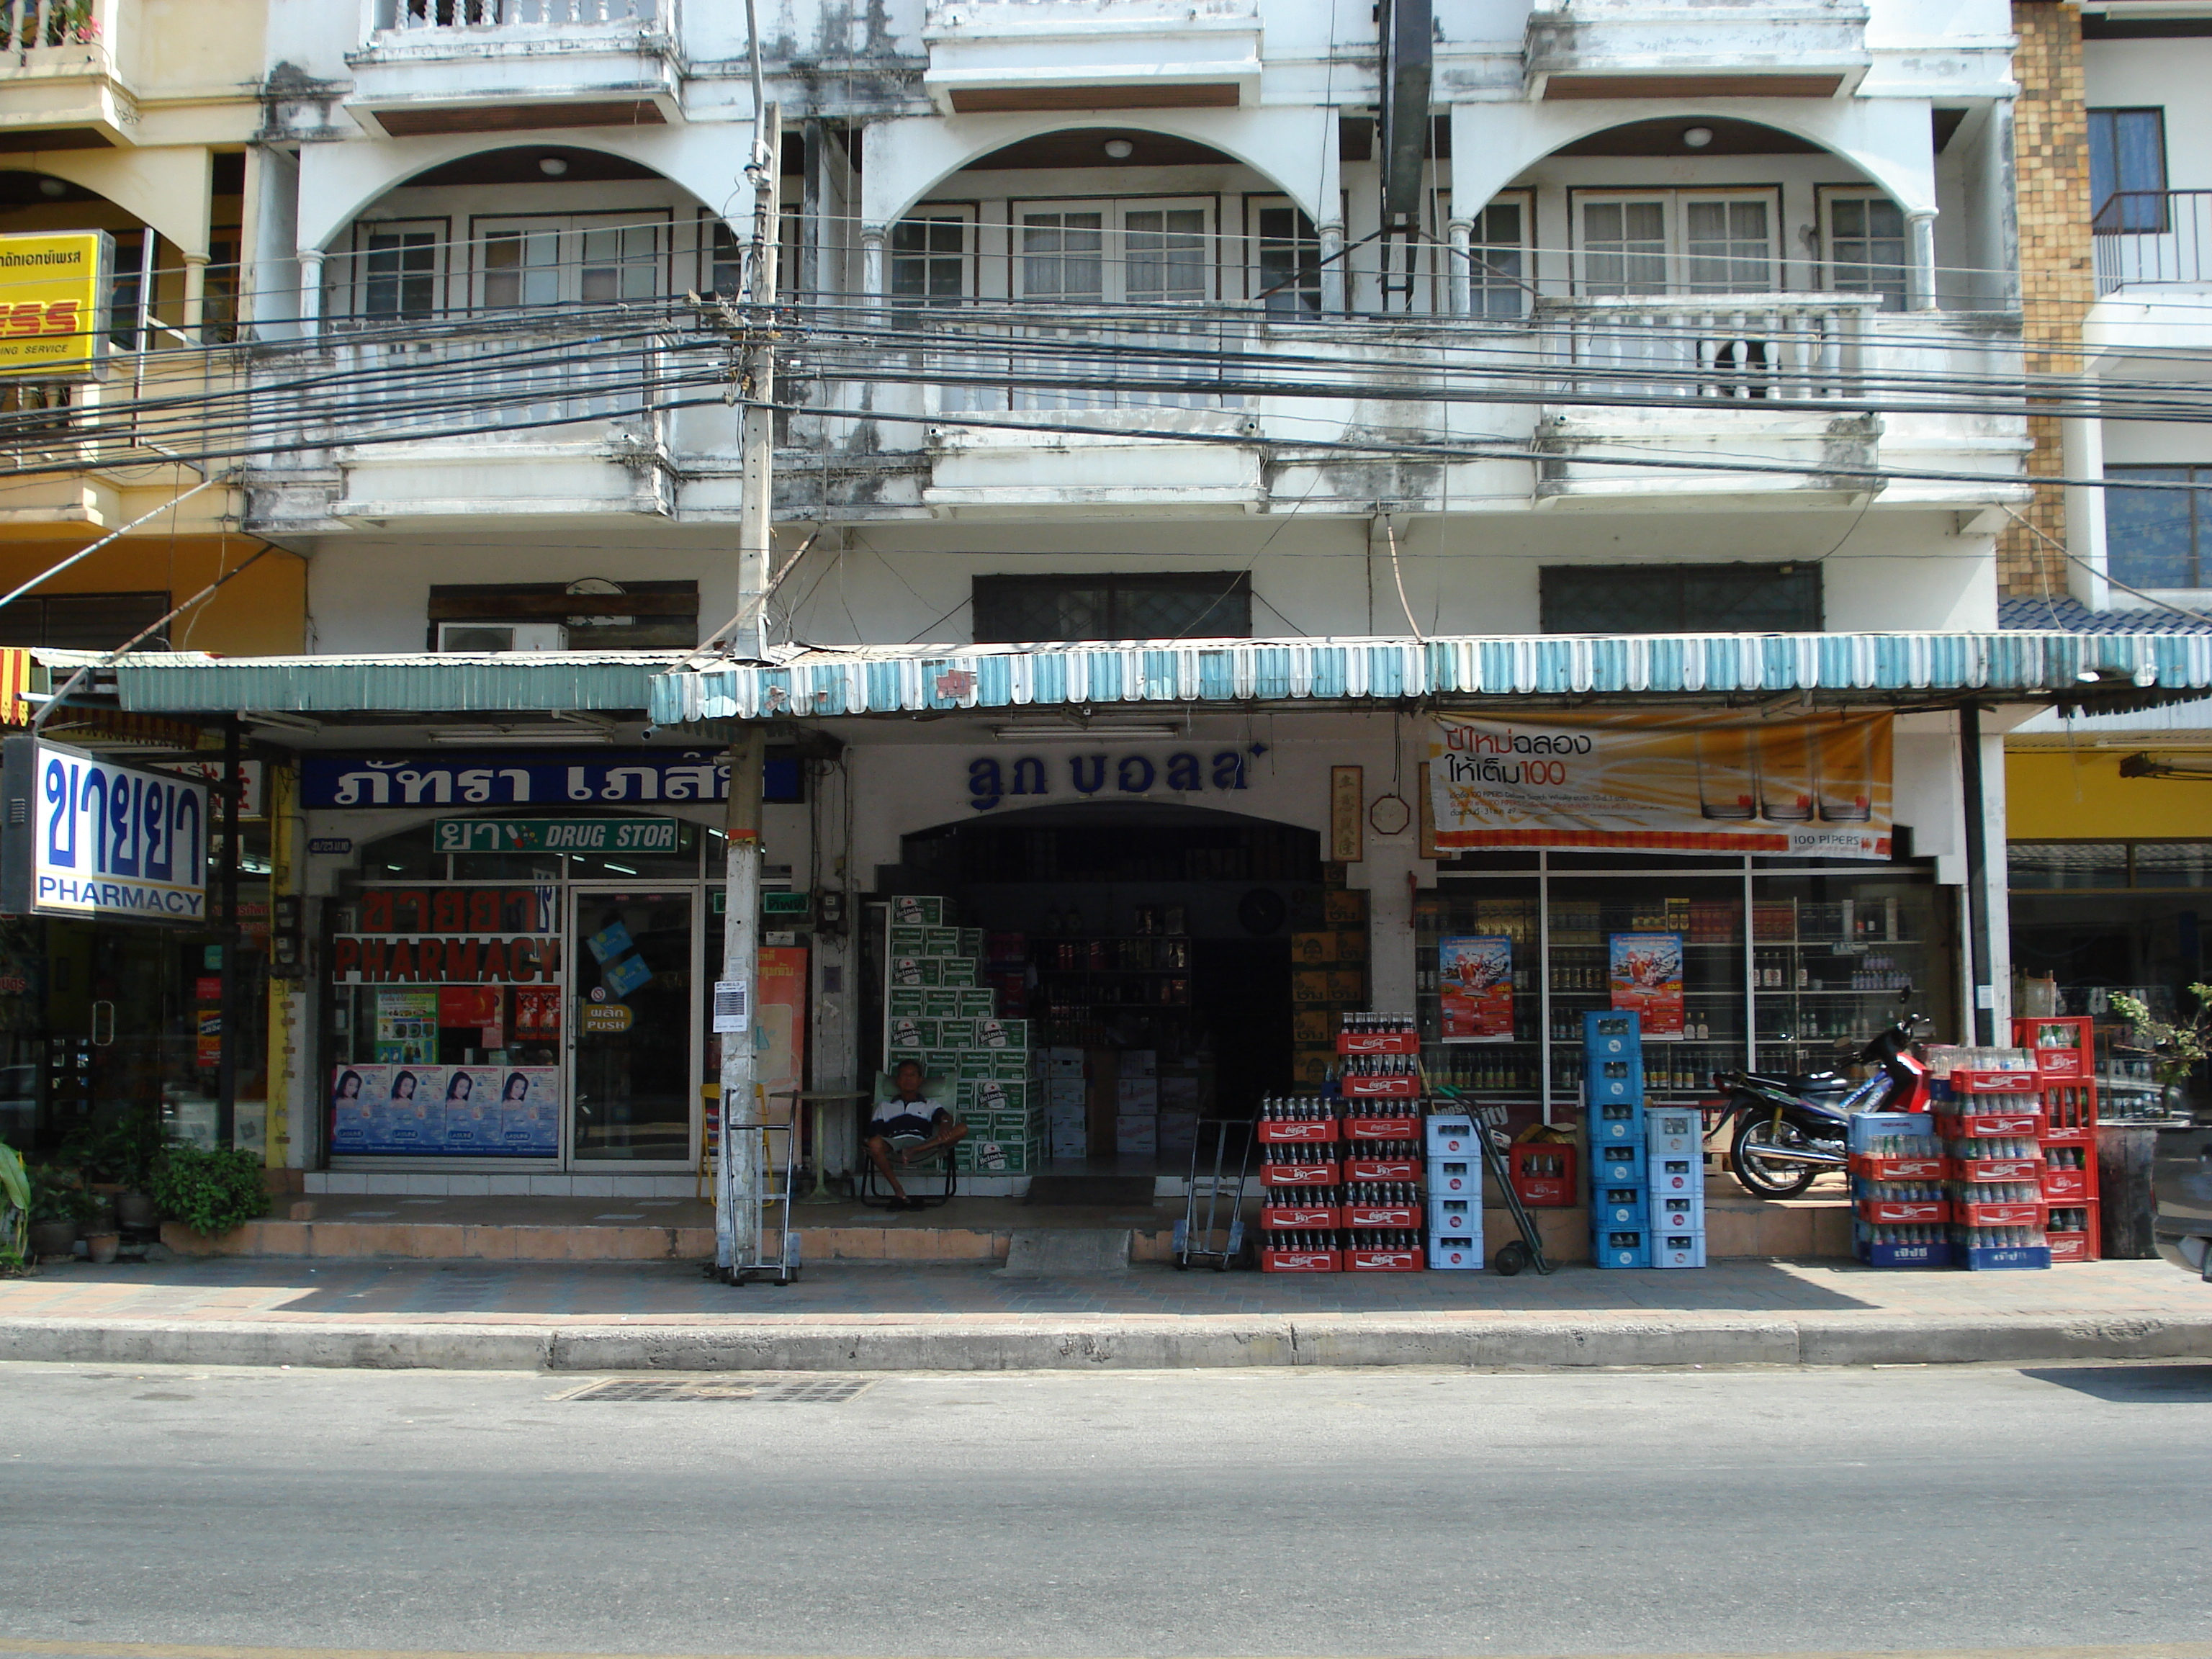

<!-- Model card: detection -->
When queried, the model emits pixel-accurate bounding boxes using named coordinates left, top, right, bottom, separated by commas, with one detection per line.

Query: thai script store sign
left=1, top=737, right=210, bottom=922
left=1428, top=711, right=1893, bottom=860
left=300, top=750, right=728, bottom=809
left=433, top=817, right=678, bottom=855
left=0, top=232, right=112, bottom=379
left=331, top=886, right=562, bottom=984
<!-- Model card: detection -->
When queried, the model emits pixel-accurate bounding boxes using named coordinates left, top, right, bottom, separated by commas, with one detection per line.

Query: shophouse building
left=21, top=0, right=2209, bottom=1226
left=1996, top=0, right=2212, bottom=1109
left=0, top=1, right=292, bottom=1166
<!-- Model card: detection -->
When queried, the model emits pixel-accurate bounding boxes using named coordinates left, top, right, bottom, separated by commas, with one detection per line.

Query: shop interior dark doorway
left=895, top=804, right=1321, bottom=1168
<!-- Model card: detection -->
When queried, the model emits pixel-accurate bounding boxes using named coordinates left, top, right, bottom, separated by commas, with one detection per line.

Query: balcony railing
left=921, top=313, right=1252, bottom=415
left=1537, top=295, right=1879, bottom=403
left=0, top=0, right=104, bottom=66
left=2094, top=190, right=2212, bottom=293
left=372, top=0, right=658, bottom=34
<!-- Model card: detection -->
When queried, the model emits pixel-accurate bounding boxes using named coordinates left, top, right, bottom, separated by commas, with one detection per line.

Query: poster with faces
left=329, top=1064, right=389, bottom=1154
left=495, top=1067, right=559, bottom=1156
left=439, top=1068, right=505, bottom=1151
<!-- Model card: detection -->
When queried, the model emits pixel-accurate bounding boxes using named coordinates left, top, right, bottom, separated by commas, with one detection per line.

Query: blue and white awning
left=648, top=631, right=2212, bottom=724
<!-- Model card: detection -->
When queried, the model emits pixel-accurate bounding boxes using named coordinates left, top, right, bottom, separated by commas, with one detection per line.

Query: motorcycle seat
left=1741, top=1069, right=1850, bottom=1097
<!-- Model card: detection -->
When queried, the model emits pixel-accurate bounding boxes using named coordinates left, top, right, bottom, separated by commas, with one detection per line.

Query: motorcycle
left=1711, top=994, right=1933, bottom=1200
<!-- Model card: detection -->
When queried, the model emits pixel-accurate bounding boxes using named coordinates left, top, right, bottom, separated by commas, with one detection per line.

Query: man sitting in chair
left=866, top=1059, right=968, bottom=1211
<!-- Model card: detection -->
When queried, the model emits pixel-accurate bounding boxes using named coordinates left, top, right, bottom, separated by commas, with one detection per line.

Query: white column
left=861, top=225, right=886, bottom=321
left=1318, top=220, right=1346, bottom=315
left=297, top=248, right=325, bottom=337
left=1447, top=217, right=1473, bottom=316
left=181, top=251, right=208, bottom=342
left=1907, top=210, right=1939, bottom=312
left=2062, top=414, right=2109, bottom=608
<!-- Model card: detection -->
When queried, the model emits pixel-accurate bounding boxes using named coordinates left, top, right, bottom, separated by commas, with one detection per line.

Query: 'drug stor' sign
left=1429, top=711, right=1893, bottom=860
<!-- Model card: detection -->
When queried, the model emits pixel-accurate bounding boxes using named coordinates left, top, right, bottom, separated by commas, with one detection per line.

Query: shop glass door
left=568, top=888, right=698, bottom=1163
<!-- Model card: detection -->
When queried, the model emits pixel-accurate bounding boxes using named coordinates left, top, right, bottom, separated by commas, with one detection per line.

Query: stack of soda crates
left=2013, top=1015, right=2101, bottom=1262
left=1424, top=1109, right=1482, bottom=1269
left=1338, top=1013, right=1424, bottom=1270
left=1586, top=1011, right=1650, bottom=1268
left=1933, top=1048, right=2051, bottom=1270
left=1646, top=1104, right=1707, bottom=1268
left=1848, top=1110, right=1951, bottom=1267
left=1256, top=1094, right=1341, bottom=1272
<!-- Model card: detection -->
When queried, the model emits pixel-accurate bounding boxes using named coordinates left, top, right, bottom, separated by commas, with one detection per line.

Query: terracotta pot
left=84, top=1231, right=120, bottom=1265
left=27, top=1219, right=77, bottom=1259
left=114, top=1191, right=157, bottom=1230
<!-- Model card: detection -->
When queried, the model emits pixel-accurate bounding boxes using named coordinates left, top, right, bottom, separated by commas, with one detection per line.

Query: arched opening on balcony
left=1456, top=115, right=1926, bottom=321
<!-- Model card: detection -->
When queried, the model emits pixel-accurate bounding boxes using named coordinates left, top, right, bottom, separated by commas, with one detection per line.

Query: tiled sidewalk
left=2, top=1253, right=2206, bottom=1328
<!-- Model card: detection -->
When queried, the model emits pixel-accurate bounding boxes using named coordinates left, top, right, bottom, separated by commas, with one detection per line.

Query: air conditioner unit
left=437, top=622, right=568, bottom=653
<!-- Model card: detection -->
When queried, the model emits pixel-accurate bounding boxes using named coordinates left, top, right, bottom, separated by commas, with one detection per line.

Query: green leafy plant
left=58, top=1107, right=168, bottom=1192
left=0, top=1141, right=28, bottom=1273
left=148, top=1145, right=268, bottom=1237
left=27, top=1164, right=102, bottom=1226
left=2110, top=984, right=2212, bottom=1097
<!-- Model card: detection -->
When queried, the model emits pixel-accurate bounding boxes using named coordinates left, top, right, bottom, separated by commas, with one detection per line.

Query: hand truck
left=1431, top=1087, right=1554, bottom=1277
left=727, top=1119, right=803, bottom=1286
left=1173, top=1118, right=1252, bottom=1270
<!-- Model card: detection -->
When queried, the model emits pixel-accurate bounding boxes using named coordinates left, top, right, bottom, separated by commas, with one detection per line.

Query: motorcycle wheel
left=1730, top=1114, right=1825, bottom=1200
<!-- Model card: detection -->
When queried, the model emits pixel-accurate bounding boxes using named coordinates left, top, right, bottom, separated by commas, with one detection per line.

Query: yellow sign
left=1429, top=710, right=1894, bottom=860
left=0, top=231, right=109, bottom=379
left=581, top=1002, right=634, bottom=1035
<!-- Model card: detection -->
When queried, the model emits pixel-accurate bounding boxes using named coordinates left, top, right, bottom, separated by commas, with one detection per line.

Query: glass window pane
left=1022, top=212, right=1103, bottom=301
left=1581, top=199, right=1666, bottom=296
left=2008, top=842, right=2131, bottom=889
left=1684, top=198, right=1768, bottom=292
left=1473, top=201, right=1526, bottom=318
left=2105, top=466, right=2198, bottom=588
left=1828, top=195, right=1907, bottom=312
left=2129, top=843, right=2212, bottom=886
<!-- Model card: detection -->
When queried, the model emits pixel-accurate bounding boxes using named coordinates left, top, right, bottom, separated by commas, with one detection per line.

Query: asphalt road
left=2, top=1359, right=2209, bottom=1658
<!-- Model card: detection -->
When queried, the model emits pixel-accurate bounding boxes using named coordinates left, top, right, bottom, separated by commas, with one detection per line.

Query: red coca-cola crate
left=1259, top=1159, right=1339, bottom=1187
left=1342, top=1074, right=1421, bottom=1099
left=1261, top=1247, right=1341, bottom=1274
left=1939, top=1110, right=2046, bottom=1139
left=1955, top=1200, right=2046, bottom=1228
left=1509, top=1143, right=1577, bottom=1207
left=1262, top=1203, right=1341, bottom=1231
left=1344, top=1114, right=1421, bottom=1139
left=1258, top=1118, right=1340, bottom=1143
left=1343, top=1245, right=1424, bottom=1272
left=1343, top=1156, right=1421, bottom=1182
left=1858, top=1198, right=1950, bottom=1225
left=2041, top=1162, right=2096, bottom=1202
left=2014, top=1015, right=2093, bottom=1077
left=1953, top=1154, right=2045, bottom=1182
left=2038, top=1115, right=2095, bottom=1147
left=1849, top=1154, right=1949, bottom=1182
left=1338, top=1031, right=1420, bottom=1055
left=2046, top=1200, right=2100, bottom=1262
left=1343, top=1202, right=1421, bottom=1228
left=1950, top=1070, right=2043, bottom=1095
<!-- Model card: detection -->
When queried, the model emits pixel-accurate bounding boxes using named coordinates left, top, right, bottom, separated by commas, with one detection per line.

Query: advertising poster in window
left=1609, top=933, right=1685, bottom=1040
left=1429, top=711, right=1891, bottom=859
left=1439, top=935, right=1515, bottom=1043
left=328, top=1064, right=558, bottom=1156
left=374, top=986, right=438, bottom=1064
left=753, top=945, right=809, bottom=1120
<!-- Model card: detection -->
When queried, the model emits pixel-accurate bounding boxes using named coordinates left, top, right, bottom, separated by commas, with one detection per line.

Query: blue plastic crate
left=1429, top=1196, right=1479, bottom=1236
left=1592, top=1227, right=1650, bottom=1269
left=1588, top=1056, right=1643, bottom=1107
left=1645, top=1107, right=1701, bottom=1156
left=1648, top=1154, right=1701, bottom=1197
left=1858, top=1239, right=1955, bottom=1269
left=1591, top=1097, right=1645, bottom=1142
left=1593, top=1142, right=1647, bottom=1189
left=1956, top=1244, right=2052, bottom=1270
left=1591, top=1185, right=1649, bottom=1228
left=1650, top=1193, right=1704, bottom=1233
left=1583, top=1010, right=1642, bottom=1060
left=1651, top=1233, right=1707, bottom=1269
left=1427, top=1232, right=1484, bottom=1270
left=1849, top=1110, right=1934, bottom=1154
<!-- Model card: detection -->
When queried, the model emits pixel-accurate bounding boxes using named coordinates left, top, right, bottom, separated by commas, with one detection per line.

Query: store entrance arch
left=896, top=801, right=1328, bottom=1156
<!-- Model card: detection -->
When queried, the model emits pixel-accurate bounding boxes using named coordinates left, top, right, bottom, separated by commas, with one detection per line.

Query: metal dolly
left=727, top=1118, right=803, bottom=1286
left=1432, top=1087, right=1554, bottom=1277
left=1173, top=1118, right=1252, bottom=1270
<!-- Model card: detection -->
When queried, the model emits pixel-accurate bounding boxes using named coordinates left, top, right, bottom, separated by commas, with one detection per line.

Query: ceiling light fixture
left=539, top=156, right=570, bottom=176
left=1682, top=126, right=1714, bottom=149
left=1103, top=138, right=1135, bottom=160
left=37, top=177, right=66, bottom=198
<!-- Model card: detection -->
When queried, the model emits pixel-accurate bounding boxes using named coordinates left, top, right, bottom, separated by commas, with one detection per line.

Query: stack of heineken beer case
left=1849, top=1110, right=1952, bottom=1267
left=1584, top=1010, right=1707, bottom=1270
left=1929, top=1046, right=2052, bottom=1269
left=880, top=896, right=1039, bottom=1177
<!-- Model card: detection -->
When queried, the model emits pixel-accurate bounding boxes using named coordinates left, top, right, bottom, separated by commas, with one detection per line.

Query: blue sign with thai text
left=300, top=750, right=729, bottom=810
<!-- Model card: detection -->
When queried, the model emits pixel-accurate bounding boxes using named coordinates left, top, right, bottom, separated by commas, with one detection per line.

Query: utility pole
left=714, top=97, right=781, bottom=1278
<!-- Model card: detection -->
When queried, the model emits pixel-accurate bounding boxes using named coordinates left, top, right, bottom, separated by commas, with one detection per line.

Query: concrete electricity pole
left=714, top=96, right=781, bottom=1277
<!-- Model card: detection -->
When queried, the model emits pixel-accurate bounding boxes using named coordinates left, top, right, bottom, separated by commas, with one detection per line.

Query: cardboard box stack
left=881, top=896, right=1039, bottom=1176
left=1115, top=1048, right=1159, bottom=1158
left=1043, top=1046, right=1086, bottom=1159
left=1290, top=886, right=1371, bottom=1089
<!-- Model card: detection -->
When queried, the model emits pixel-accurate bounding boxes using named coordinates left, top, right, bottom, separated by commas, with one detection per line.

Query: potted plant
left=0, top=1141, right=29, bottom=1274
left=81, top=1192, right=118, bottom=1264
left=59, top=1110, right=166, bottom=1230
left=2110, top=984, right=2211, bottom=1117
left=148, top=1144, right=269, bottom=1240
left=27, top=1165, right=97, bottom=1260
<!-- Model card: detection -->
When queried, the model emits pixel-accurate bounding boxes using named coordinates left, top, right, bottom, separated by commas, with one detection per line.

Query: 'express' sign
left=0, top=233, right=111, bottom=379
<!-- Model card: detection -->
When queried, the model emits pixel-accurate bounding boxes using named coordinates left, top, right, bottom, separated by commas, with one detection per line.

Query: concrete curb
left=4, top=1312, right=2212, bottom=1372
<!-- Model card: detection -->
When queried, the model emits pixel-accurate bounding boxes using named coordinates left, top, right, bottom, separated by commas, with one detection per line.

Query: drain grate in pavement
left=559, top=1377, right=872, bottom=1403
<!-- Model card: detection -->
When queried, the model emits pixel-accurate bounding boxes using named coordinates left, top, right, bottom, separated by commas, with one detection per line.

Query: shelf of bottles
left=1415, top=872, right=1950, bottom=1122
left=1030, top=933, right=1194, bottom=1046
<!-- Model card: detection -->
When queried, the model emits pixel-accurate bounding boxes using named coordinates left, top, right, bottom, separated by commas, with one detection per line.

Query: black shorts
left=874, top=1112, right=938, bottom=1141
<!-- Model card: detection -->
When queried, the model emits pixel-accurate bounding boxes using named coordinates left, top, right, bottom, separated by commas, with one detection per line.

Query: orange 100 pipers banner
left=1429, top=711, right=1892, bottom=860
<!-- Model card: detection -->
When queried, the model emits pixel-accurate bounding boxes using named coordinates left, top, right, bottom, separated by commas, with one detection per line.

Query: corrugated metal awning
left=648, top=631, right=2212, bottom=723
left=114, top=652, right=685, bottom=714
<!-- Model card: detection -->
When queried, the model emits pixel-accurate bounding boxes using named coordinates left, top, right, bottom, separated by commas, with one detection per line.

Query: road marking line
left=4, top=1646, right=2212, bottom=1659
